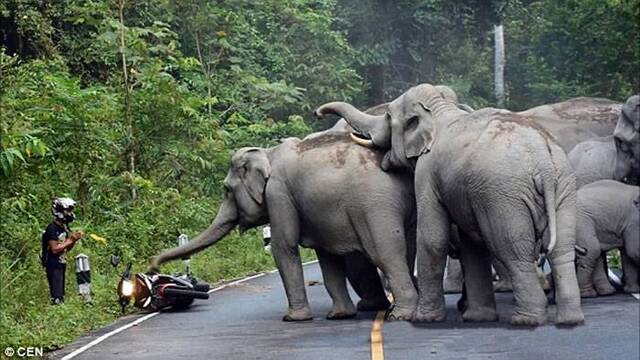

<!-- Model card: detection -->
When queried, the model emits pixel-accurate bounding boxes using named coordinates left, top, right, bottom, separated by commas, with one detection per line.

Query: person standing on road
left=41, top=197, right=84, bottom=304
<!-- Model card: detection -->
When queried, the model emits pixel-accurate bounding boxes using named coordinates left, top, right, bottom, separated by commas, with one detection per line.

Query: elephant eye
left=406, top=115, right=419, bottom=128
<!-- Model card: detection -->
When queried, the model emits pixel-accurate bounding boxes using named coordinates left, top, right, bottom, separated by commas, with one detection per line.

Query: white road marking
left=61, top=259, right=319, bottom=359
left=632, top=293, right=639, bottom=300
left=60, top=312, right=159, bottom=360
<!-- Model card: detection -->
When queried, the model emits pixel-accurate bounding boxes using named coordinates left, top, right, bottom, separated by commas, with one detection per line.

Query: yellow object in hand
left=89, top=233, right=107, bottom=245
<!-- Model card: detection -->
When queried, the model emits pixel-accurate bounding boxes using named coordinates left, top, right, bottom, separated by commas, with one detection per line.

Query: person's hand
left=70, top=231, right=85, bottom=242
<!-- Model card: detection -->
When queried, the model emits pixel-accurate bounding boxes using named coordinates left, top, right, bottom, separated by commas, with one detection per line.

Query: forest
left=1, top=0, right=638, bottom=350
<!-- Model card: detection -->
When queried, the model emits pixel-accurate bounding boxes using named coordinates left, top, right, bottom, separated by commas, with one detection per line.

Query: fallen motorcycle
left=117, top=262, right=210, bottom=313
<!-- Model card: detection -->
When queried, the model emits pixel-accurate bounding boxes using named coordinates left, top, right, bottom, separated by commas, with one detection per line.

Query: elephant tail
left=535, top=174, right=558, bottom=254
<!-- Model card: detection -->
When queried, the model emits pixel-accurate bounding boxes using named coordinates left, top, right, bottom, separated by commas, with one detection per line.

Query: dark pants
left=46, top=265, right=66, bottom=304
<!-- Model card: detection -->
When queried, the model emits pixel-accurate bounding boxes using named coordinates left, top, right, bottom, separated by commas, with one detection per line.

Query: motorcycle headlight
left=120, top=279, right=135, bottom=297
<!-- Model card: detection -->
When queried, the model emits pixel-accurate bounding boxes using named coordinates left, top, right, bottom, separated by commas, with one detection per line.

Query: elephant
left=575, top=180, right=640, bottom=297
left=518, top=97, right=622, bottom=153
left=150, top=127, right=418, bottom=321
left=356, top=97, right=622, bottom=296
left=614, top=95, right=640, bottom=167
left=316, top=83, right=584, bottom=326
left=568, top=136, right=638, bottom=188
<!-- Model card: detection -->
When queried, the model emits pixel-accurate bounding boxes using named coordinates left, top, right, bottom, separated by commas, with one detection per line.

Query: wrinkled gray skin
left=568, top=136, right=638, bottom=188
left=150, top=130, right=417, bottom=321
left=575, top=180, right=640, bottom=297
left=441, top=98, right=623, bottom=293
left=316, top=84, right=584, bottom=326
left=519, top=97, right=621, bottom=153
left=614, top=95, right=640, bottom=165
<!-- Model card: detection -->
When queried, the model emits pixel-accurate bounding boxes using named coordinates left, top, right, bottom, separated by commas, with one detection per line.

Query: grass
left=0, top=228, right=316, bottom=354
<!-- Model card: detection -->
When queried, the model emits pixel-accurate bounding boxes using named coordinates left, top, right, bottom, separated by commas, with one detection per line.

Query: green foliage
left=336, top=0, right=637, bottom=109
left=503, top=0, right=639, bottom=109
left=1, top=0, right=344, bottom=351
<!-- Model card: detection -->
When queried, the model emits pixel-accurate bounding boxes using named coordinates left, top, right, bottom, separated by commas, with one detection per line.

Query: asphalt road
left=51, top=262, right=639, bottom=360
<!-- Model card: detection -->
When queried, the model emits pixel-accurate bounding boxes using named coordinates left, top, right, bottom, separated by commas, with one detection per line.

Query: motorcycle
left=116, top=262, right=210, bottom=313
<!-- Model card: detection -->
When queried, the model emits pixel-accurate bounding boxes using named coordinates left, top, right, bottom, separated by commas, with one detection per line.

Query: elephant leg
left=459, top=238, right=498, bottom=322
left=575, top=253, right=601, bottom=298
left=548, top=197, right=584, bottom=325
left=316, top=249, right=357, bottom=319
left=266, top=185, right=312, bottom=321
left=443, top=257, right=463, bottom=294
left=592, top=254, right=616, bottom=296
left=575, top=215, right=607, bottom=298
left=622, top=250, right=640, bottom=294
left=414, top=191, right=450, bottom=323
left=344, top=252, right=390, bottom=311
left=485, top=212, right=547, bottom=326
left=363, top=221, right=417, bottom=321
left=623, top=228, right=640, bottom=293
left=492, top=257, right=513, bottom=292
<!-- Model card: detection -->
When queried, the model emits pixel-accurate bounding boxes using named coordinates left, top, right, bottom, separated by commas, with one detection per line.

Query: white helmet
left=52, top=197, right=76, bottom=223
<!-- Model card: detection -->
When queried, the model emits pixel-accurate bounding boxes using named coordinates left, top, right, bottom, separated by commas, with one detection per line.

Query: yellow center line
left=370, top=310, right=386, bottom=360
left=371, top=294, right=393, bottom=360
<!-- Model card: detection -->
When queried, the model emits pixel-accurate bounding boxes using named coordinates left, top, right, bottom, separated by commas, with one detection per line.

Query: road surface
left=50, top=262, right=639, bottom=360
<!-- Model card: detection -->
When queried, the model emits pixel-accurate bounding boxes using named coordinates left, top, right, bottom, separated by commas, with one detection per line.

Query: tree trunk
left=494, top=24, right=505, bottom=108
left=193, top=31, right=212, bottom=115
left=119, top=0, right=136, bottom=200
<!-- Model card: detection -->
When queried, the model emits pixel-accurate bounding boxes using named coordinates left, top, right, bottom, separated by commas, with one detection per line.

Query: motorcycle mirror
left=110, top=254, right=121, bottom=267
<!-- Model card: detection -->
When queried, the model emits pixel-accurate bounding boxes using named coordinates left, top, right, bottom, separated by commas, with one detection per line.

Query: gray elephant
left=614, top=95, right=640, bottom=168
left=316, top=84, right=584, bottom=326
left=518, top=97, right=621, bottom=153
left=150, top=131, right=418, bottom=321
left=568, top=136, right=638, bottom=188
left=575, top=180, right=640, bottom=297
left=443, top=98, right=622, bottom=294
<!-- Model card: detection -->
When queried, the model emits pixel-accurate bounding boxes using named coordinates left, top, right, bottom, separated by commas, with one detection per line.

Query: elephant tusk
left=350, top=132, right=374, bottom=147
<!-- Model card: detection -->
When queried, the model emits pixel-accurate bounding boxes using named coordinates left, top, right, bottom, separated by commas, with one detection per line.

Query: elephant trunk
left=315, top=102, right=390, bottom=149
left=150, top=195, right=238, bottom=271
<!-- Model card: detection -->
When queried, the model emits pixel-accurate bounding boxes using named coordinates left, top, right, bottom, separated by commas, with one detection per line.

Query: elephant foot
left=623, top=284, right=640, bottom=294
left=462, top=307, right=498, bottom=322
left=386, top=305, right=415, bottom=321
left=282, top=307, right=313, bottom=322
left=357, top=297, right=391, bottom=311
left=594, top=282, right=616, bottom=296
left=327, top=303, right=357, bottom=320
left=510, top=312, right=546, bottom=326
left=413, top=304, right=446, bottom=322
left=327, top=309, right=357, bottom=320
left=493, top=280, right=512, bottom=293
left=555, top=305, right=585, bottom=326
left=443, top=279, right=463, bottom=294
left=579, top=288, right=598, bottom=298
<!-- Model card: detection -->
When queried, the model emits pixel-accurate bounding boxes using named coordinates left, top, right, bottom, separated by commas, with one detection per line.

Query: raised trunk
left=151, top=195, right=238, bottom=270
left=314, top=102, right=390, bottom=148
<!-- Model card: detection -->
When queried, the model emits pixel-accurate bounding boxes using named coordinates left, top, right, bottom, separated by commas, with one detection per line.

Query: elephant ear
left=404, top=102, right=434, bottom=159
left=239, top=149, right=271, bottom=205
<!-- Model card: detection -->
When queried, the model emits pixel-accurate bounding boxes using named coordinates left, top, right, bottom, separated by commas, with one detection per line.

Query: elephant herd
left=151, top=86, right=639, bottom=327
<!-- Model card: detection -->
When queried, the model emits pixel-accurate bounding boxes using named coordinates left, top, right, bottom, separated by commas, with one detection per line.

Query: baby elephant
left=575, top=180, right=640, bottom=297
left=568, top=136, right=638, bottom=188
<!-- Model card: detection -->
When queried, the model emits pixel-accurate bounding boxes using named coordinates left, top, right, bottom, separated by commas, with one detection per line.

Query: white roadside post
left=262, top=226, right=271, bottom=252
left=75, top=254, right=91, bottom=303
left=178, top=234, right=190, bottom=274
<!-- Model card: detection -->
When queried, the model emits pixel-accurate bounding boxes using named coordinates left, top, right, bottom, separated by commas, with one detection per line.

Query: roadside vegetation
left=1, top=0, right=637, bottom=351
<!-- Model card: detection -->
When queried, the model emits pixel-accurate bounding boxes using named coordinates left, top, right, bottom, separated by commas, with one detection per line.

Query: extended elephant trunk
left=315, top=101, right=390, bottom=149
left=150, top=196, right=238, bottom=271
